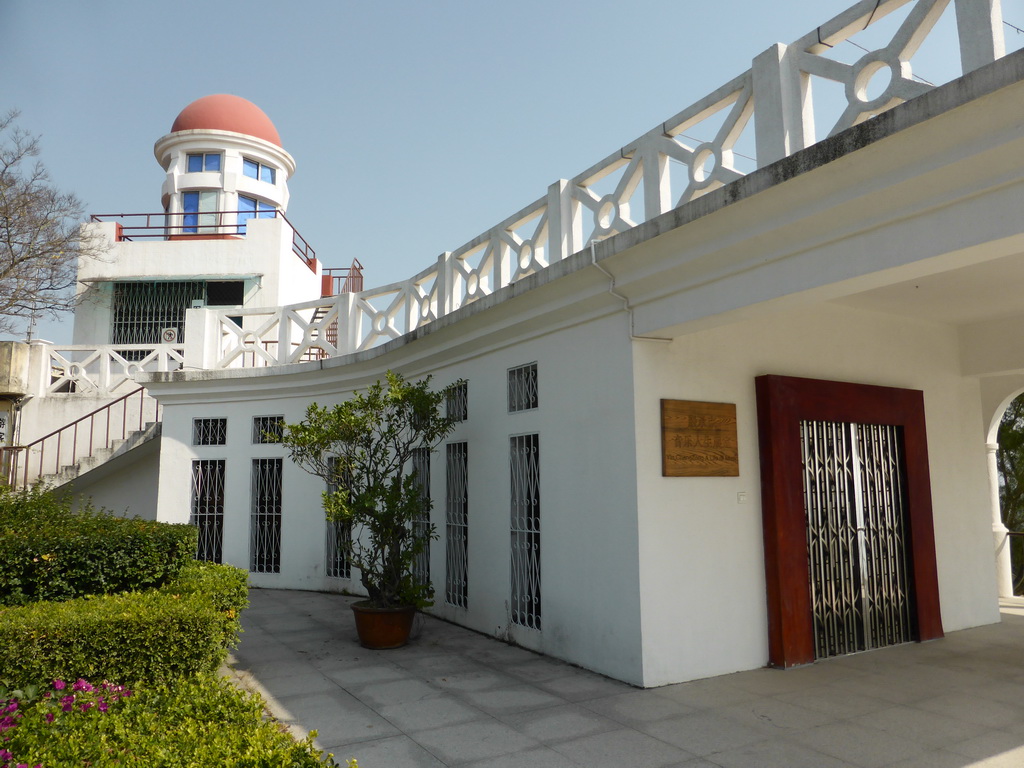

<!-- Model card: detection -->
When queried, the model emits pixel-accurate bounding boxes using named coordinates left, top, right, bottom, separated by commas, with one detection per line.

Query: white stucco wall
left=67, top=436, right=161, bottom=520
left=632, top=302, right=999, bottom=687
left=153, top=307, right=648, bottom=684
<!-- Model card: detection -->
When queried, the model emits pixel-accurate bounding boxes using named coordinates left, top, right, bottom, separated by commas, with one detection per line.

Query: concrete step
left=37, top=422, right=162, bottom=490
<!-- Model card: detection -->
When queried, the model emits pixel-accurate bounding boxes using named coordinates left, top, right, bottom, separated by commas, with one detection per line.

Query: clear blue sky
left=2, top=0, right=1021, bottom=342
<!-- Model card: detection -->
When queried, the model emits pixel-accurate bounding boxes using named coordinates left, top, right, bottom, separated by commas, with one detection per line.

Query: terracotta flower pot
left=351, top=601, right=416, bottom=649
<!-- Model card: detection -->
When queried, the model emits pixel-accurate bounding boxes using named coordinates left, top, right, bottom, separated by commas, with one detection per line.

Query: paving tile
left=274, top=689, right=401, bottom=749
left=459, top=683, right=567, bottom=716
left=333, top=734, right=447, bottom=768
left=321, top=662, right=415, bottom=687
left=351, top=678, right=444, bottom=709
left=378, top=695, right=491, bottom=732
left=653, top=679, right=759, bottom=710
left=709, top=736, right=850, bottom=768
left=462, top=746, right=581, bottom=768
left=504, top=658, right=575, bottom=683
left=534, top=671, right=633, bottom=702
left=944, top=728, right=1024, bottom=760
left=852, top=704, right=987, bottom=748
left=582, top=689, right=698, bottom=726
left=412, top=720, right=541, bottom=763
left=551, top=728, right=694, bottom=768
left=717, top=696, right=836, bottom=733
left=432, top=669, right=524, bottom=693
left=639, top=712, right=768, bottom=757
left=790, top=722, right=926, bottom=768
left=775, top=684, right=892, bottom=720
left=886, top=749, right=976, bottom=768
left=914, top=691, right=1024, bottom=728
left=247, top=668, right=340, bottom=698
left=498, top=702, right=621, bottom=743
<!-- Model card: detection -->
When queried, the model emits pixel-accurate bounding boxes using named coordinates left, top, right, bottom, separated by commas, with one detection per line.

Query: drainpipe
left=589, top=241, right=672, bottom=344
left=987, top=441, right=1015, bottom=597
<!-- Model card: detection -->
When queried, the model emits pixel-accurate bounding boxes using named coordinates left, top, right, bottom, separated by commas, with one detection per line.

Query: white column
left=183, top=308, right=221, bottom=370
left=752, top=43, right=809, bottom=167
left=987, top=441, right=1015, bottom=597
left=955, top=0, right=1006, bottom=73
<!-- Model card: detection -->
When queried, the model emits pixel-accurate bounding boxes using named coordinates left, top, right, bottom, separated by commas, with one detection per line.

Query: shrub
left=0, top=675, right=338, bottom=767
left=0, top=487, right=197, bottom=606
left=0, top=562, right=247, bottom=688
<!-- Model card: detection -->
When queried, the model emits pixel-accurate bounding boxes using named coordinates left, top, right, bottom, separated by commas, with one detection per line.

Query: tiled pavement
left=227, top=590, right=1024, bottom=768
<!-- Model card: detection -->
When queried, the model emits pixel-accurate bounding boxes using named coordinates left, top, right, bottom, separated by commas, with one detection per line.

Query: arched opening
left=987, top=388, right=1024, bottom=596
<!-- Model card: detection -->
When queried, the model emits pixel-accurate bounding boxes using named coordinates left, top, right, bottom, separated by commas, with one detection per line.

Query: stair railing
left=0, top=387, right=161, bottom=489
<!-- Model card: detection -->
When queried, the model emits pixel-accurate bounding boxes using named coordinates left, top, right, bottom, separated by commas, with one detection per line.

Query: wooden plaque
left=661, top=400, right=739, bottom=477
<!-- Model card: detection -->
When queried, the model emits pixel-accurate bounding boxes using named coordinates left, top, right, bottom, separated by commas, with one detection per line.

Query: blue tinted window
left=187, top=153, right=220, bottom=172
left=187, top=154, right=203, bottom=173
left=243, top=159, right=258, bottom=179
left=205, top=153, right=221, bottom=172
left=183, top=191, right=199, bottom=232
left=238, top=194, right=257, bottom=234
left=260, top=165, right=275, bottom=184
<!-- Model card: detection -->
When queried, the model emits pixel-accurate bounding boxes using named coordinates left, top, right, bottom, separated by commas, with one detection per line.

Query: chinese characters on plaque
left=661, top=400, right=738, bottom=477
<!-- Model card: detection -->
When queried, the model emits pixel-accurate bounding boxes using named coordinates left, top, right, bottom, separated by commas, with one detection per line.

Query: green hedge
left=0, top=675, right=339, bottom=767
left=0, top=562, right=248, bottom=688
left=0, top=487, right=197, bottom=606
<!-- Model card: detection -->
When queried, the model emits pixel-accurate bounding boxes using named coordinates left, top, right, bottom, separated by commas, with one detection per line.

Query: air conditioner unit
left=160, top=327, right=179, bottom=344
left=191, top=300, right=206, bottom=308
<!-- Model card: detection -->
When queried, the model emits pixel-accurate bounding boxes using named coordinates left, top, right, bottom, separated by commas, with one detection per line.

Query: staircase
left=2, top=387, right=162, bottom=490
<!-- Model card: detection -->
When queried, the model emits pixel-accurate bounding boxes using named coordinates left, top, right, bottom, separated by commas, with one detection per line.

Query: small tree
left=282, top=371, right=462, bottom=609
left=0, top=110, right=105, bottom=335
left=998, top=394, right=1024, bottom=593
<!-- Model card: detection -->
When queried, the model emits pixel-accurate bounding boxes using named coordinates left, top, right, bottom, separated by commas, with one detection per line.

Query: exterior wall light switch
left=737, top=492, right=748, bottom=504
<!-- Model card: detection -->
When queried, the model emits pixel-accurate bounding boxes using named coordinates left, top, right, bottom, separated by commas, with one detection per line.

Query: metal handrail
left=322, top=259, right=364, bottom=295
left=90, top=210, right=317, bottom=269
left=0, top=387, right=160, bottom=489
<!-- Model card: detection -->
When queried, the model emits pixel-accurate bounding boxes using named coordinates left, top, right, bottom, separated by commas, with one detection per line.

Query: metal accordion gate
left=800, top=420, right=914, bottom=659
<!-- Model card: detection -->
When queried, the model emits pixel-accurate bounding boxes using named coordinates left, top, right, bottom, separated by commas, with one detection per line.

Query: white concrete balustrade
left=170, top=0, right=1009, bottom=370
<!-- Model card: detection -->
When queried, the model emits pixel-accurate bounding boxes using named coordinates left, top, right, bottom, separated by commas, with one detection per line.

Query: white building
left=5, top=0, right=1024, bottom=687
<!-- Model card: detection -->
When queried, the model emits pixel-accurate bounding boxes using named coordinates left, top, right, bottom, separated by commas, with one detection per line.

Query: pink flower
left=44, top=713, right=54, bottom=724
left=79, top=702, right=93, bottom=712
left=97, top=701, right=108, bottom=713
left=52, top=680, right=66, bottom=691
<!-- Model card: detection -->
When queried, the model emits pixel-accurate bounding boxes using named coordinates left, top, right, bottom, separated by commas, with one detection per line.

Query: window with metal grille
left=111, top=281, right=205, bottom=349
left=510, top=434, right=540, bottom=629
left=252, top=416, right=284, bottom=444
left=508, top=363, right=538, bottom=413
left=193, top=418, right=227, bottom=446
left=447, top=381, right=468, bottom=422
left=325, top=458, right=352, bottom=579
left=445, top=442, right=468, bottom=608
left=190, top=459, right=225, bottom=563
left=410, top=447, right=431, bottom=588
left=250, top=458, right=283, bottom=574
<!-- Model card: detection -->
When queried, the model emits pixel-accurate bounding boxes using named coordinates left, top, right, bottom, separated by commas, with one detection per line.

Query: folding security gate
left=800, top=420, right=914, bottom=659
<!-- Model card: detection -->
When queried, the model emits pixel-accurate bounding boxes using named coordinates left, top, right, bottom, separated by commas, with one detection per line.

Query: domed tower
left=153, top=94, right=296, bottom=235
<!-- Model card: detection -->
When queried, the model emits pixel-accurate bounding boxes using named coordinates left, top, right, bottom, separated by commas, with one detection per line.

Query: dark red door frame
left=755, top=374, right=943, bottom=668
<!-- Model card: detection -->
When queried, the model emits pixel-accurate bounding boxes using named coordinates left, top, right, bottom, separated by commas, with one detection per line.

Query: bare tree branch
left=0, top=110, right=107, bottom=335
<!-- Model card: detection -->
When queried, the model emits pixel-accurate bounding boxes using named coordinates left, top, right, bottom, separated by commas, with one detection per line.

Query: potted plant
left=282, top=371, right=461, bottom=648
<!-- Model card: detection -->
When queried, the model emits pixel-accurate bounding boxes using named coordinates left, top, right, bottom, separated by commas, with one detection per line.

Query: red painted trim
left=755, top=375, right=943, bottom=668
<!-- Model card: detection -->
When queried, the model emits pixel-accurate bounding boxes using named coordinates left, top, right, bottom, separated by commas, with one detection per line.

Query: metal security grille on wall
left=252, top=416, right=284, bottom=444
left=250, top=458, right=283, bottom=574
left=508, top=364, right=538, bottom=413
left=411, top=447, right=431, bottom=588
left=510, top=433, right=541, bottom=629
left=190, top=459, right=225, bottom=563
left=801, top=420, right=913, bottom=659
left=447, top=381, right=468, bottom=422
left=111, top=281, right=205, bottom=347
left=445, top=442, right=469, bottom=608
left=193, top=418, right=227, bottom=446
left=324, top=457, right=351, bottom=579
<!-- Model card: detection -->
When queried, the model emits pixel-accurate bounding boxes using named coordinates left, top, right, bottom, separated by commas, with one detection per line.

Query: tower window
left=182, top=190, right=217, bottom=233
left=187, top=153, right=221, bottom=172
left=238, top=195, right=275, bottom=234
left=243, top=158, right=276, bottom=184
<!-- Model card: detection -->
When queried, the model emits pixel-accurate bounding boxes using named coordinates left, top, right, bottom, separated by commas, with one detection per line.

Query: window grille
left=510, top=434, right=540, bottom=629
left=411, top=447, right=431, bottom=588
left=447, top=381, right=468, bottom=422
left=190, top=459, right=225, bottom=563
left=324, top=457, right=352, bottom=579
left=111, top=281, right=205, bottom=350
left=252, top=415, right=284, bottom=444
left=508, top=363, right=538, bottom=412
left=250, top=458, right=283, bottom=574
left=193, top=418, right=227, bottom=446
left=445, top=442, right=469, bottom=608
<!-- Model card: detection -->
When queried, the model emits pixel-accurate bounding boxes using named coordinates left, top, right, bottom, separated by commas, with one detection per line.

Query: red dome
left=170, top=94, right=282, bottom=147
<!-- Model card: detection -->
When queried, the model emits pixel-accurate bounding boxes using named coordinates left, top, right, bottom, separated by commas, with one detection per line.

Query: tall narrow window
left=237, top=194, right=276, bottom=234
left=250, top=458, right=283, bottom=574
left=182, top=190, right=218, bottom=233
left=446, top=442, right=469, bottom=608
left=510, top=434, right=540, bottom=629
left=191, top=459, right=225, bottom=563
left=508, top=363, right=538, bottom=412
left=411, top=447, right=431, bottom=588
left=325, top=457, right=351, bottom=579
left=447, top=380, right=468, bottom=422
